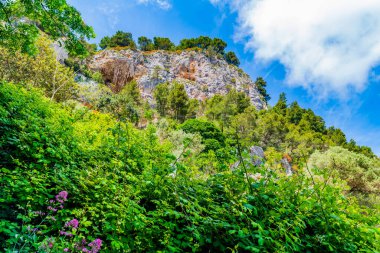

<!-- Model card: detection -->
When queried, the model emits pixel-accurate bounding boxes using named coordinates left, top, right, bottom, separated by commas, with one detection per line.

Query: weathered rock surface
left=87, top=49, right=266, bottom=110
left=250, top=146, right=265, bottom=166
left=281, top=157, right=293, bottom=176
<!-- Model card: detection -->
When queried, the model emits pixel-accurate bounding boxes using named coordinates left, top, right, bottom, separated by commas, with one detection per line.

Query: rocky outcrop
left=230, top=146, right=266, bottom=170
left=87, top=49, right=266, bottom=110
left=281, top=154, right=294, bottom=176
left=250, top=146, right=265, bottom=166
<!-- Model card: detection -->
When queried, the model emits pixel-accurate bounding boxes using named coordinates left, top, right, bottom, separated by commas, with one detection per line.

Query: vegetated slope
left=1, top=82, right=379, bottom=252
left=87, top=49, right=266, bottom=110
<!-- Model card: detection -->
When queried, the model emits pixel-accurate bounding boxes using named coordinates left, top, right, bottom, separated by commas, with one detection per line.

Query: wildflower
left=60, top=231, right=73, bottom=237
left=64, top=248, right=69, bottom=252
left=47, top=206, right=57, bottom=212
left=49, top=199, right=55, bottom=203
left=35, top=211, right=45, bottom=216
left=88, top=239, right=102, bottom=253
left=60, top=205, right=64, bottom=209
left=55, top=191, right=68, bottom=203
left=48, top=242, right=53, bottom=248
left=65, top=219, right=79, bottom=229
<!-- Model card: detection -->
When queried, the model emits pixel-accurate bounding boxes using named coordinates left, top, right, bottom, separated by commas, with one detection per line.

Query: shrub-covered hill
left=1, top=82, right=379, bottom=252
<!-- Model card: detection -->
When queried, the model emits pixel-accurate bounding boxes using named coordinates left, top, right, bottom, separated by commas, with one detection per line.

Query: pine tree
left=169, top=82, right=189, bottom=121
left=154, top=82, right=170, bottom=116
left=255, top=77, right=271, bottom=103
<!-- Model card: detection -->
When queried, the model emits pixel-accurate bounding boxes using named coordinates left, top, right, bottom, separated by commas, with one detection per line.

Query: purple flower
left=59, top=231, right=73, bottom=237
left=82, top=249, right=90, bottom=253
left=49, top=199, right=55, bottom=203
left=64, top=248, right=69, bottom=252
left=88, top=239, right=102, bottom=253
left=60, top=205, right=64, bottom=209
left=35, top=211, right=45, bottom=216
left=50, top=216, right=56, bottom=221
left=47, top=206, right=57, bottom=212
left=55, top=191, right=68, bottom=203
left=65, top=219, right=79, bottom=229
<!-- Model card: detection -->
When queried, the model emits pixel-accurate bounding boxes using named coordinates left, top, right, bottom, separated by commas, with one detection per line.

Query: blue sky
left=69, top=0, right=380, bottom=156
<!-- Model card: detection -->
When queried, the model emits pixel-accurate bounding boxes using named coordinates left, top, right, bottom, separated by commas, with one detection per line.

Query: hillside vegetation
left=0, top=1, right=379, bottom=252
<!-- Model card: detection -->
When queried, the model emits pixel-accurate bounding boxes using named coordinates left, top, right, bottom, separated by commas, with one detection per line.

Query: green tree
left=0, top=0, right=95, bottom=55
left=211, top=38, right=227, bottom=54
left=124, top=80, right=141, bottom=105
left=99, top=36, right=111, bottom=49
left=138, top=36, right=154, bottom=51
left=110, top=31, right=136, bottom=48
left=154, top=82, right=170, bottom=116
left=180, top=119, right=226, bottom=152
left=0, top=36, right=77, bottom=101
left=169, top=82, right=189, bottom=121
left=186, top=99, right=200, bottom=119
left=255, top=77, right=270, bottom=103
left=224, top=51, right=240, bottom=66
left=309, top=146, right=380, bottom=195
left=153, top=37, right=175, bottom=50
left=196, top=36, right=213, bottom=49
left=326, top=127, right=347, bottom=146
left=345, top=139, right=375, bottom=158
left=286, top=101, right=303, bottom=125
left=274, top=92, right=287, bottom=114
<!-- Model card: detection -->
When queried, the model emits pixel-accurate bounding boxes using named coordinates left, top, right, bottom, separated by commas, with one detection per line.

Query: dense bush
left=309, top=147, right=380, bottom=196
left=1, top=82, right=379, bottom=252
left=180, top=119, right=226, bottom=152
left=0, top=36, right=77, bottom=101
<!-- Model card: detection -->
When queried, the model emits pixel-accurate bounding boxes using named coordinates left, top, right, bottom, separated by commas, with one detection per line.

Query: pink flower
left=64, top=248, right=69, bottom=252
left=65, top=219, right=79, bottom=229
left=47, top=206, right=57, bottom=212
left=59, top=231, right=73, bottom=237
left=55, top=191, right=68, bottom=203
left=88, top=239, right=102, bottom=253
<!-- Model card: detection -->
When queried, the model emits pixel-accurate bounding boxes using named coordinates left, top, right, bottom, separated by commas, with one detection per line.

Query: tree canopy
left=0, top=0, right=95, bottom=55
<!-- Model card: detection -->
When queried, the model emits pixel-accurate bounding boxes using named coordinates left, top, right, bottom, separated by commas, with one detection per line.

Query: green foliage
left=138, top=36, right=154, bottom=51
left=99, top=31, right=136, bottom=49
left=1, top=82, right=379, bottom=252
left=0, top=36, right=77, bottom=101
left=255, top=77, right=271, bottom=103
left=0, top=0, right=95, bottom=56
left=274, top=92, right=288, bottom=114
left=169, top=82, right=189, bottom=121
left=153, top=82, right=170, bottom=116
left=224, top=51, right=240, bottom=66
left=345, top=139, right=375, bottom=158
left=309, top=147, right=380, bottom=196
left=205, top=88, right=251, bottom=130
left=180, top=119, right=226, bottom=152
left=153, top=37, right=175, bottom=50
left=99, top=36, right=111, bottom=50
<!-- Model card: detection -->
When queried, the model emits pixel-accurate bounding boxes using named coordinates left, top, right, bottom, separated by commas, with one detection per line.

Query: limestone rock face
left=88, top=49, right=266, bottom=110
left=250, top=146, right=265, bottom=166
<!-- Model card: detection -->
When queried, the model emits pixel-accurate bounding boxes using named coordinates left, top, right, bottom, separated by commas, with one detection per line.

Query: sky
left=69, top=0, right=380, bottom=156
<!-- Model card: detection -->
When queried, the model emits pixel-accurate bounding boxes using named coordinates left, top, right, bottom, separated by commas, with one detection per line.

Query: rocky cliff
left=88, top=49, right=266, bottom=110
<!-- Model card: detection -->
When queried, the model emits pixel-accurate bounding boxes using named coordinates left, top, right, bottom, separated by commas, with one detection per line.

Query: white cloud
left=137, top=0, right=171, bottom=10
left=212, top=0, right=380, bottom=97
